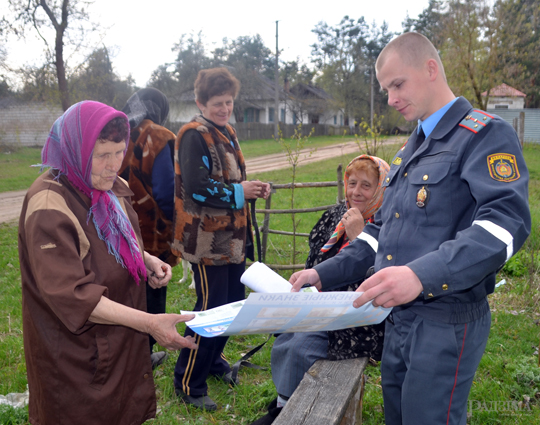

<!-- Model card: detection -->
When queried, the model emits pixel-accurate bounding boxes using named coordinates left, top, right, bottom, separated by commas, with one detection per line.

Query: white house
left=482, top=83, right=526, bottom=109
left=288, top=83, right=346, bottom=126
left=168, top=74, right=344, bottom=127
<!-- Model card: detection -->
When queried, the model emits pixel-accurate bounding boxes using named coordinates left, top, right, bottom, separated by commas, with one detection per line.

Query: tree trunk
left=40, top=0, right=70, bottom=110
left=55, top=28, right=70, bottom=111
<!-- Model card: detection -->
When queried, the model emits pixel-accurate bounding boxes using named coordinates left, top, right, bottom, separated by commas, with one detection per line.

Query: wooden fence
left=169, top=121, right=353, bottom=141
left=255, top=165, right=345, bottom=270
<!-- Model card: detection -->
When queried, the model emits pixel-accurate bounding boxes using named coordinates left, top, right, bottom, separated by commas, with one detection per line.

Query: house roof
left=170, top=72, right=289, bottom=108
left=481, top=83, right=526, bottom=98
left=290, top=83, right=333, bottom=100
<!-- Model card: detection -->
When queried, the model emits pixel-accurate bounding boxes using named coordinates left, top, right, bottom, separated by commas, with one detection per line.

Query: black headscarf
left=122, top=87, right=170, bottom=129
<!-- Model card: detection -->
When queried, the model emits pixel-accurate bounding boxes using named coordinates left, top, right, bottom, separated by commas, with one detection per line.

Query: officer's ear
left=426, top=58, right=439, bottom=82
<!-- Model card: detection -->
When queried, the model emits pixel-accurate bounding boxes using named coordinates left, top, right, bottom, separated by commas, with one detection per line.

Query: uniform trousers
left=381, top=308, right=491, bottom=425
left=174, top=261, right=246, bottom=396
left=271, top=331, right=328, bottom=398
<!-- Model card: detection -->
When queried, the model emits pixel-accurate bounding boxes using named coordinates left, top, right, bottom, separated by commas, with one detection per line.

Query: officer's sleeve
left=315, top=222, right=379, bottom=290
left=408, top=120, right=530, bottom=299
left=179, top=129, right=245, bottom=210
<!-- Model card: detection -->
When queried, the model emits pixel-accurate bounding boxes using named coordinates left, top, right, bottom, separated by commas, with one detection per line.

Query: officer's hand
left=353, top=266, right=423, bottom=308
left=290, top=269, right=322, bottom=292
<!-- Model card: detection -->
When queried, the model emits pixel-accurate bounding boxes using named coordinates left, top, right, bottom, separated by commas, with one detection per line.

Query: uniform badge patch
left=487, top=153, right=520, bottom=182
left=392, top=157, right=402, bottom=165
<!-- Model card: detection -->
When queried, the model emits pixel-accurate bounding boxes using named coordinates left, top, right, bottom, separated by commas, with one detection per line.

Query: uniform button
left=144, top=373, right=149, bottom=379
left=474, top=124, right=478, bottom=128
left=427, top=293, right=434, bottom=298
left=404, top=172, right=408, bottom=177
left=423, top=175, right=428, bottom=181
left=387, top=254, right=393, bottom=260
left=386, top=177, right=390, bottom=183
left=442, top=284, right=448, bottom=290
left=395, top=212, right=400, bottom=218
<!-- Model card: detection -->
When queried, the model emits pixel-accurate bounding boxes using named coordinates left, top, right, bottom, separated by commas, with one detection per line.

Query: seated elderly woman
left=250, top=155, right=390, bottom=425
left=18, top=101, right=197, bottom=425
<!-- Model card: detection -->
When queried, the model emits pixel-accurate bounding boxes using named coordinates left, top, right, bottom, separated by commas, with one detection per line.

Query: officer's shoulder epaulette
left=459, top=110, right=493, bottom=134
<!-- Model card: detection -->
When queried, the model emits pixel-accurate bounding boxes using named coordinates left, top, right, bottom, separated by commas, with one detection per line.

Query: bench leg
left=340, top=373, right=366, bottom=425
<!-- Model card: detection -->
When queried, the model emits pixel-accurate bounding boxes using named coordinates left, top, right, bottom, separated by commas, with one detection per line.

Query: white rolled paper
left=240, top=261, right=293, bottom=293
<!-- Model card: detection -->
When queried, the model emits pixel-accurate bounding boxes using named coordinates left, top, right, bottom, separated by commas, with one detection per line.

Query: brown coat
left=18, top=171, right=156, bottom=425
left=119, top=119, right=177, bottom=266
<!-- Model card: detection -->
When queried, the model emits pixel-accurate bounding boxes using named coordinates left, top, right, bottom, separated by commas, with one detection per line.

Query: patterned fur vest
left=172, top=115, right=251, bottom=266
left=119, top=119, right=177, bottom=266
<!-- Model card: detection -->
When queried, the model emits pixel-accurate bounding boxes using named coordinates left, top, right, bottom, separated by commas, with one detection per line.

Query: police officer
left=289, top=32, right=530, bottom=425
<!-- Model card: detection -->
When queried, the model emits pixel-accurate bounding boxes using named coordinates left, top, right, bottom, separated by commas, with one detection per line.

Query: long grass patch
left=0, top=141, right=539, bottom=423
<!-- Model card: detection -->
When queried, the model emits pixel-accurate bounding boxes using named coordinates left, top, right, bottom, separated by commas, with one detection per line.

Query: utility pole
left=274, top=20, right=280, bottom=140
left=370, top=65, right=374, bottom=129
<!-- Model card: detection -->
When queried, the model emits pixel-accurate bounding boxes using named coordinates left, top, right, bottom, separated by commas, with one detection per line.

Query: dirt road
left=0, top=190, right=27, bottom=225
left=245, top=140, right=364, bottom=174
left=0, top=138, right=406, bottom=224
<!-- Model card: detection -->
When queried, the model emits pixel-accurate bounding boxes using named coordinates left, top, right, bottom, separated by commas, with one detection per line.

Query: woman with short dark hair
left=172, top=67, right=270, bottom=411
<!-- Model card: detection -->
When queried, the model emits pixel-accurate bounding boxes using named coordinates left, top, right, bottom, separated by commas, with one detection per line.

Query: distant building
left=289, top=83, right=346, bottom=126
left=482, top=83, right=526, bottom=109
left=168, top=74, right=344, bottom=127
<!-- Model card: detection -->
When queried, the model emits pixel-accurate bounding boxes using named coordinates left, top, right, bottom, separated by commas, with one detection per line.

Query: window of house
left=310, top=114, right=319, bottom=124
left=495, top=105, right=509, bottom=109
left=280, top=108, right=285, bottom=123
left=244, top=108, right=260, bottom=123
left=334, top=115, right=337, bottom=125
left=268, top=107, right=275, bottom=123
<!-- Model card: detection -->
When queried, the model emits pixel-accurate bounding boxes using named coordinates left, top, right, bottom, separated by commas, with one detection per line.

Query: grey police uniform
left=315, top=97, right=530, bottom=425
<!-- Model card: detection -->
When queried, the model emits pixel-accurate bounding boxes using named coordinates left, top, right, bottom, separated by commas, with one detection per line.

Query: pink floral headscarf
left=42, top=101, right=146, bottom=283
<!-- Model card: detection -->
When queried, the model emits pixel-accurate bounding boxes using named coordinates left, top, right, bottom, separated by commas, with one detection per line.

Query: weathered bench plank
left=274, top=357, right=368, bottom=425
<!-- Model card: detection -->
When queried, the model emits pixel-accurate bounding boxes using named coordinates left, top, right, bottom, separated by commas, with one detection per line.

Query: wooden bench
left=274, top=357, right=368, bottom=425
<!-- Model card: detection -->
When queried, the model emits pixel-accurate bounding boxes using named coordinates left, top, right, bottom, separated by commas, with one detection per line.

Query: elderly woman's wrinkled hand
left=144, top=252, right=172, bottom=289
left=341, top=208, right=366, bottom=240
left=148, top=313, right=198, bottom=350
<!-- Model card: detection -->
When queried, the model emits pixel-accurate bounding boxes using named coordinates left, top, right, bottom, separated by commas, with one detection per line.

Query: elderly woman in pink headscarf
left=18, top=101, right=197, bottom=425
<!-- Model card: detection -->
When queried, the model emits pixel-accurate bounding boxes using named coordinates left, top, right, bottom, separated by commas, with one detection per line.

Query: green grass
left=239, top=134, right=351, bottom=159
left=0, top=140, right=539, bottom=423
left=239, top=134, right=399, bottom=160
left=0, top=147, right=42, bottom=193
left=0, top=135, right=398, bottom=192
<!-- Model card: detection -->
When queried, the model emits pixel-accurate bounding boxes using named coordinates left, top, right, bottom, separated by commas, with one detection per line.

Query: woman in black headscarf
left=119, top=88, right=177, bottom=369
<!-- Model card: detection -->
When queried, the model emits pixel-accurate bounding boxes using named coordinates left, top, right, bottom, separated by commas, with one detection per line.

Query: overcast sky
left=3, top=0, right=429, bottom=87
